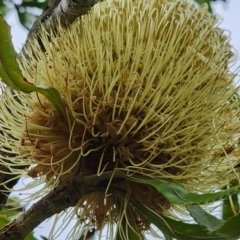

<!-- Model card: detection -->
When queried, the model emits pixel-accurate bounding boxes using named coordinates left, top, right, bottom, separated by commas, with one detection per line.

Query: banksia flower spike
left=0, top=0, right=239, bottom=239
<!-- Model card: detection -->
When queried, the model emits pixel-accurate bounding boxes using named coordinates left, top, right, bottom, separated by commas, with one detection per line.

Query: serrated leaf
left=222, top=195, right=239, bottom=220
left=115, top=224, right=142, bottom=240
left=109, top=187, right=234, bottom=240
left=222, top=180, right=240, bottom=220
left=215, top=212, right=240, bottom=238
left=0, top=14, right=67, bottom=121
left=186, top=205, right=224, bottom=231
left=163, top=233, right=173, bottom=240
left=119, top=174, right=240, bottom=205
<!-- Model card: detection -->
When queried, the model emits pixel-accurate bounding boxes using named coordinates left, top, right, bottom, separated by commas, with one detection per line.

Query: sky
left=4, top=0, right=240, bottom=239
left=212, top=0, right=240, bottom=77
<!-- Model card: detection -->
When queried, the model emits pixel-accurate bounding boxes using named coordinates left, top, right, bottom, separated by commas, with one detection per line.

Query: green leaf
left=16, top=7, right=37, bottom=30
left=222, top=180, right=240, bottom=220
left=186, top=205, right=224, bottom=231
left=119, top=174, right=240, bottom=205
left=0, top=14, right=67, bottom=121
left=115, top=224, right=143, bottom=240
left=0, top=215, right=10, bottom=228
left=21, top=0, right=48, bottom=9
left=40, top=236, right=49, bottom=240
left=33, top=83, right=67, bottom=122
left=0, top=2, right=12, bottom=16
left=222, top=195, right=239, bottom=220
left=109, top=187, right=234, bottom=240
left=163, top=233, right=173, bottom=240
left=25, top=232, right=38, bottom=240
left=215, top=212, right=240, bottom=238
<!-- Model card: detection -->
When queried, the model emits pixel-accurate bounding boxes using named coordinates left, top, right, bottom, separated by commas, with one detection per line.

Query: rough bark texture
left=0, top=171, right=119, bottom=240
left=0, top=175, right=91, bottom=240
left=21, top=0, right=103, bottom=58
left=28, top=0, right=101, bottom=37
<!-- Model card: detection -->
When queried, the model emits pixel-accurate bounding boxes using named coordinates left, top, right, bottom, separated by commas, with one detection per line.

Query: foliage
left=194, top=0, right=227, bottom=12
left=0, top=0, right=228, bottom=29
left=0, top=0, right=48, bottom=29
left=0, top=14, right=67, bottom=121
left=111, top=174, right=240, bottom=239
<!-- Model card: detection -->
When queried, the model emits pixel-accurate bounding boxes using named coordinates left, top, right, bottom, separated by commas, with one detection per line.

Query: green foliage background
left=0, top=0, right=228, bottom=30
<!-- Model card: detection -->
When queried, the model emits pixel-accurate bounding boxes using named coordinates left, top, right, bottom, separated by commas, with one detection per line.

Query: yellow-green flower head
left=0, top=0, right=240, bottom=238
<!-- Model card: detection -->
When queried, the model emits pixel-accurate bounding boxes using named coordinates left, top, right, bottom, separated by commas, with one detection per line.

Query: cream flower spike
left=0, top=0, right=240, bottom=239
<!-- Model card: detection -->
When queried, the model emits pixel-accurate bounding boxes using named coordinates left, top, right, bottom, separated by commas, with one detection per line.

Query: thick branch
left=20, top=0, right=104, bottom=70
left=28, top=0, right=102, bottom=41
left=0, top=171, right=122, bottom=240
left=0, top=175, right=91, bottom=240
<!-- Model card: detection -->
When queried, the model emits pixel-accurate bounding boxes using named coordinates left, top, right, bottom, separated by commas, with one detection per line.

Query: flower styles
left=0, top=0, right=240, bottom=239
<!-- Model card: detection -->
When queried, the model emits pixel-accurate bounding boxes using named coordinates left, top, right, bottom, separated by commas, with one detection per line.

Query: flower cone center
left=82, top=144, right=116, bottom=175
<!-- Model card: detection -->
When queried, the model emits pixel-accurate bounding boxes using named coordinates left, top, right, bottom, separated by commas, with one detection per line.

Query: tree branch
left=28, top=0, right=102, bottom=41
left=20, top=0, right=104, bottom=73
left=0, top=174, right=93, bottom=240
left=0, top=171, right=122, bottom=240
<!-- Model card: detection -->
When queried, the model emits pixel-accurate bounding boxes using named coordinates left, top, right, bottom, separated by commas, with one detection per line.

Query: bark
left=21, top=0, right=103, bottom=57
left=0, top=171, right=120, bottom=240
left=28, top=0, right=102, bottom=38
left=0, top=174, right=94, bottom=240
left=0, top=179, right=79, bottom=239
